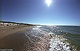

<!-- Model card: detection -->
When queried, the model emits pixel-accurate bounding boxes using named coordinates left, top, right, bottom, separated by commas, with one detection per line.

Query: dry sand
left=0, top=25, right=32, bottom=39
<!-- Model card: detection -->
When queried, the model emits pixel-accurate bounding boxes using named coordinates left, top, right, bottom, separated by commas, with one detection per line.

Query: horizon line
left=0, top=20, right=80, bottom=26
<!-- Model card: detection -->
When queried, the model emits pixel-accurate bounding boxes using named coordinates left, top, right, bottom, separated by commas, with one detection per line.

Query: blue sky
left=1, top=0, right=80, bottom=25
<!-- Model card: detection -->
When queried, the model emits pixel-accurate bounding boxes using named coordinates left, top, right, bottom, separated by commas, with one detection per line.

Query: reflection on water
left=0, top=26, right=80, bottom=51
left=41, top=26, right=80, bottom=51
left=49, top=33, right=76, bottom=51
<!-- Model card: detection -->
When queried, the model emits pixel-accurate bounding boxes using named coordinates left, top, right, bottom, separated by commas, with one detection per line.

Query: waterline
left=49, top=33, right=72, bottom=51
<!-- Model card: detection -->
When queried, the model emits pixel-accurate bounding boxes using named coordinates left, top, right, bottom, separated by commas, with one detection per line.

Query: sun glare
left=45, top=0, right=53, bottom=6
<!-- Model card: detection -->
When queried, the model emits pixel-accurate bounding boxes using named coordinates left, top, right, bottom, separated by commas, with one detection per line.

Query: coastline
left=0, top=25, right=51, bottom=51
left=0, top=25, right=33, bottom=39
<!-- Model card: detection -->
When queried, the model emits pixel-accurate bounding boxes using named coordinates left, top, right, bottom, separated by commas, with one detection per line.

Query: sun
left=45, top=0, right=53, bottom=6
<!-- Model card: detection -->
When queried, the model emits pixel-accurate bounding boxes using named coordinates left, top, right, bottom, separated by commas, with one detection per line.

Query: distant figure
left=7, top=24, right=9, bottom=26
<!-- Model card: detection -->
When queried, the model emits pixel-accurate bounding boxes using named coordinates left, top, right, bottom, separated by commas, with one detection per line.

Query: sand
left=0, top=25, right=32, bottom=39
left=0, top=25, right=50, bottom=51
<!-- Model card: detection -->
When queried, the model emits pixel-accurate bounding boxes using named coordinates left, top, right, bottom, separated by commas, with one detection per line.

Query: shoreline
left=0, top=25, right=51, bottom=51
left=0, top=25, right=33, bottom=39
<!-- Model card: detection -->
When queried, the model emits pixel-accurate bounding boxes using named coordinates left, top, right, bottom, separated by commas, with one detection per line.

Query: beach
left=0, top=25, right=32, bottom=39
left=0, top=25, right=51, bottom=51
left=0, top=25, right=80, bottom=51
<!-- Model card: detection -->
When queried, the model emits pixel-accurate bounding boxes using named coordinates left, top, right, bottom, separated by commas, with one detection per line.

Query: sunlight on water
left=36, top=26, right=42, bottom=28
left=49, top=32, right=72, bottom=51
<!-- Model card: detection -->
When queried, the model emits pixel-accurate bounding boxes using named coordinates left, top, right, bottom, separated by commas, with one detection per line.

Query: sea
left=39, top=26, right=80, bottom=51
left=0, top=25, right=80, bottom=51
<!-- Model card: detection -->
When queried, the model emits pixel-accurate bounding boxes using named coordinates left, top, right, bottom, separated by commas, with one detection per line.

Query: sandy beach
left=0, top=25, right=32, bottom=39
left=0, top=25, right=51, bottom=51
left=0, top=24, right=79, bottom=51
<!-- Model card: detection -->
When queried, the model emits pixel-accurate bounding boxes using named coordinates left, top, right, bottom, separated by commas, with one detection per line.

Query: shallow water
left=40, top=26, right=80, bottom=51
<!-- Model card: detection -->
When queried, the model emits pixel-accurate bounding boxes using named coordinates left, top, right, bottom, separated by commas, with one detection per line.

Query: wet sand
left=0, top=26, right=50, bottom=51
left=0, top=32, right=34, bottom=51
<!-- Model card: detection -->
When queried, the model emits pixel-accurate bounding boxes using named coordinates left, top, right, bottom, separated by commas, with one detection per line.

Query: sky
left=1, top=0, right=80, bottom=25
